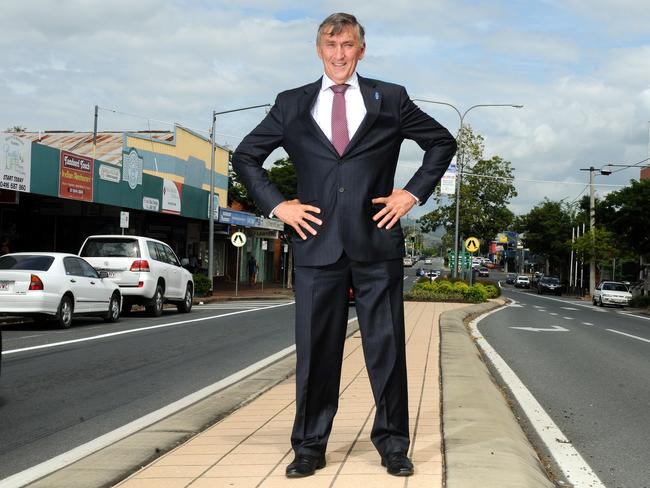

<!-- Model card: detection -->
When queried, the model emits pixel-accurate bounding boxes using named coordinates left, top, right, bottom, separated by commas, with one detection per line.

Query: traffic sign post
left=231, top=232, right=247, bottom=297
left=464, top=236, right=479, bottom=284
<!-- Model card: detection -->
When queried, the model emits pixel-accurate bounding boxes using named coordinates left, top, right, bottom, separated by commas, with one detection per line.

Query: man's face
left=317, top=26, right=365, bottom=85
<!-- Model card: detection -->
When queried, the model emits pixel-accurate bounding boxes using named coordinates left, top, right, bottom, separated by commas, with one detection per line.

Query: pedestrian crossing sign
left=464, top=237, right=480, bottom=253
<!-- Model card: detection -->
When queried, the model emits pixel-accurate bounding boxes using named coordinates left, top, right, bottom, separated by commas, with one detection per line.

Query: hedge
left=404, top=279, right=494, bottom=303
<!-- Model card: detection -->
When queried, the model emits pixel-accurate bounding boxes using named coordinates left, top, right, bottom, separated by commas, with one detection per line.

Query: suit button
left=339, top=187, right=345, bottom=193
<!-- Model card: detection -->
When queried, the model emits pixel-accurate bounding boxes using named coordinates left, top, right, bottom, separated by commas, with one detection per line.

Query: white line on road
left=617, top=311, right=650, bottom=321
left=606, top=329, right=650, bottom=344
left=582, top=322, right=594, bottom=326
left=549, top=312, right=559, bottom=316
left=562, top=316, right=574, bottom=320
left=2, top=302, right=295, bottom=356
left=0, top=318, right=357, bottom=488
left=510, top=325, right=569, bottom=332
left=470, top=309, right=605, bottom=488
left=561, top=307, right=579, bottom=311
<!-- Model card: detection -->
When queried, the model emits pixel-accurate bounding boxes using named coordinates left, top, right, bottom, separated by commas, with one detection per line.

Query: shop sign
left=59, top=150, right=93, bottom=202
left=250, top=229, right=279, bottom=239
left=99, top=164, right=121, bottom=183
left=122, top=148, right=143, bottom=190
left=218, top=208, right=261, bottom=227
left=1, top=133, right=31, bottom=192
left=143, top=196, right=160, bottom=211
left=259, top=217, right=285, bottom=231
left=162, top=179, right=182, bottom=214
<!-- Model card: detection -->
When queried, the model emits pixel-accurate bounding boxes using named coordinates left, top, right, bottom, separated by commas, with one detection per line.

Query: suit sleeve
left=399, top=87, right=457, bottom=205
left=231, top=97, right=287, bottom=216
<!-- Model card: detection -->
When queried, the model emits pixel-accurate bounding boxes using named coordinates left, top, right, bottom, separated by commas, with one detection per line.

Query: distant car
left=592, top=281, right=632, bottom=307
left=537, top=276, right=562, bottom=295
left=514, top=275, right=530, bottom=289
left=424, top=258, right=433, bottom=265
left=478, top=267, right=489, bottom=278
left=403, top=257, right=414, bottom=267
left=79, top=235, right=194, bottom=316
left=415, top=268, right=426, bottom=277
left=506, top=273, right=517, bottom=284
left=0, top=252, right=121, bottom=328
left=427, top=270, right=440, bottom=280
left=348, top=287, right=355, bottom=304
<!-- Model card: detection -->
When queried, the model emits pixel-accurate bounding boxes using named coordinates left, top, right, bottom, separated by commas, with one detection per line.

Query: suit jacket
left=232, top=75, right=457, bottom=267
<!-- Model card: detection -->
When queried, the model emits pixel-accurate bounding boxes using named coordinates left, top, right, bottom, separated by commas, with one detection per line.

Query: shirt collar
left=320, top=72, right=360, bottom=92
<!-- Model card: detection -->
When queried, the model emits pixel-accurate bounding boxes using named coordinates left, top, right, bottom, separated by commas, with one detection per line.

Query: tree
left=515, top=199, right=575, bottom=276
left=228, top=157, right=297, bottom=213
left=5, top=126, right=26, bottom=132
left=417, top=126, right=517, bottom=251
left=572, top=227, right=617, bottom=282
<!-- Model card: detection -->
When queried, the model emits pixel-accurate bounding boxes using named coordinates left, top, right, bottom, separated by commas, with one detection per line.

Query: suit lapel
left=299, top=78, right=340, bottom=158
left=343, top=75, right=381, bottom=157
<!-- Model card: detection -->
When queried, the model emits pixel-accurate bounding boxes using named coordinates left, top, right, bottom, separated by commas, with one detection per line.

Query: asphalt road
left=478, top=284, right=650, bottom=488
left=0, top=299, right=338, bottom=480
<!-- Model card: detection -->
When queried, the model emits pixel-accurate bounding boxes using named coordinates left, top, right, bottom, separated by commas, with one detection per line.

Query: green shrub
left=466, top=283, right=488, bottom=302
left=405, top=279, right=488, bottom=303
left=192, top=273, right=212, bottom=297
left=484, top=284, right=499, bottom=298
left=630, top=295, right=650, bottom=308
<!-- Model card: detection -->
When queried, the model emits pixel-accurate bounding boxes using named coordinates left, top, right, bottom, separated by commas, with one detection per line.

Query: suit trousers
left=291, top=252, right=410, bottom=457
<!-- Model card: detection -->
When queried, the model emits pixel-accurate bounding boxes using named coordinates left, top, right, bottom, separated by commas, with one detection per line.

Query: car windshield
left=518, top=276, right=528, bottom=281
left=80, top=238, right=141, bottom=258
left=602, top=283, right=628, bottom=292
left=0, top=255, right=55, bottom=271
left=542, top=278, right=559, bottom=284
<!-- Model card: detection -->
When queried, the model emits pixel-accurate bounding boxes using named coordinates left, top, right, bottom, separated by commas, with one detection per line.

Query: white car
left=0, top=252, right=121, bottom=328
left=514, top=275, right=530, bottom=288
left=424, top=258, right=433, bottom=265
left=79, top=235, right=194, bottom=316
left=592, top=281, right=632, bottom=307
left=403, top=257, right=414, bottom=267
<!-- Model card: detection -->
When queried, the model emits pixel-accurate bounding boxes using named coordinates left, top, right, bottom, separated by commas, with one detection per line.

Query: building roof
left=12, top=131, right=174, bottom=165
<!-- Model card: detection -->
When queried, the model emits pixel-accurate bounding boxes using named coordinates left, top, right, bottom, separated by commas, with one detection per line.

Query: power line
left=459, top=170, right=628, bottom=188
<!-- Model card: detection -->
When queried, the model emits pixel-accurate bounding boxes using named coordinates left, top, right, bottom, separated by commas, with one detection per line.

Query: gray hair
left=317, top=13, right=365, bottom=44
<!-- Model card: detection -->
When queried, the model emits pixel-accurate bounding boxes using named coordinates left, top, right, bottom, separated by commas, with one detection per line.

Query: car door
left=63, top=257, right=93, bottom=312
left=160, top=243, right=183, bottom=298
left=77, top=258, right=111, bottom=312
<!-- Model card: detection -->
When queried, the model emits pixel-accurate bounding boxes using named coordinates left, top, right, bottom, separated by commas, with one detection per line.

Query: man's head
left=316, top=13, right=366, bottom=85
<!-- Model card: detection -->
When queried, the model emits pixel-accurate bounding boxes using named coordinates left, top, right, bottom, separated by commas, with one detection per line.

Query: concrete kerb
left=439, top=301, right=554, bottom=488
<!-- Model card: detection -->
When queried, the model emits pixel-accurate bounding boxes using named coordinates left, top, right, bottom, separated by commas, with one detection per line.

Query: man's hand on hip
left=372, top=189, right=417, bottom=229
left=274, top=199, right=322, bottom=240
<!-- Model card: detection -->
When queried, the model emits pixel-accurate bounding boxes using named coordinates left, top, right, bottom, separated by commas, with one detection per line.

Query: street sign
left=231, top=232, right=247, bottom=247
left=261, top=240, right=268, bottom=251
left=120, top=211, right=129, bottom=229
left=465, top=237, right=480, bottom=253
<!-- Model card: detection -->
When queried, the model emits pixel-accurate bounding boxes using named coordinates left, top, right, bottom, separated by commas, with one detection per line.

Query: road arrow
left=509, top=325, right=569, bottom=332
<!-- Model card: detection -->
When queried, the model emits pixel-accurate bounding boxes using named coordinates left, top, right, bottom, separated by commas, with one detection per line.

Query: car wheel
left=56, top=295, right=73, bottom=329
left=104, top=293, right=121, bottom=322
left=145, top=285, right=164, bottom=317
left=598, top=297, right=604, bottom=307
left=177, top=284, right=193, bottom=313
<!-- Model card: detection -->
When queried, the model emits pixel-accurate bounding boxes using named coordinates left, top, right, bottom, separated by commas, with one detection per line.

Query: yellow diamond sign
left=464, top=237, right=480, bottom=253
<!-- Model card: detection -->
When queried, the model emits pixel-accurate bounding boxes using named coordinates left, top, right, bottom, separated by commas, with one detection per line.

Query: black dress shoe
left=285, top=453, right=326, bottom=478
left=381, top=452, right=414, bottom=476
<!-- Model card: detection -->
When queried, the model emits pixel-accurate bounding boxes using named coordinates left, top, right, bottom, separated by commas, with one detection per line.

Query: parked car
left=592, top=281, right=632, bottom=307
left=424, top=258, right=433, bottom=265
left=0, top=252, right=121, bottom=328
left=403, top=257, right=413, bottom=267
left=514, top=275, right=530, bottom=289
left=478, top=267, right=489, bottom=278
left=506, top=273, right=517, bottom=284
left=79, top=235, right=194, bottom=316
left=537, top=276, right=562, bottom=295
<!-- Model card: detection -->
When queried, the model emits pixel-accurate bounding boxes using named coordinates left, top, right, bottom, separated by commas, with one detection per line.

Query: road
left=0, top=300, right=326, bottom=481
left=478, top=282, right=650, bottom=488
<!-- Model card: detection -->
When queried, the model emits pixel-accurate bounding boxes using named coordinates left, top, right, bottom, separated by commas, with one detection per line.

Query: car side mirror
left=99, top=270, right=109, bottom=279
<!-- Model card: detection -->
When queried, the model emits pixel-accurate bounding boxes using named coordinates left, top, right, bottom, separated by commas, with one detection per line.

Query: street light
left=208, top=104, right=271, bottom=292
left=579, top=165, right=611, bottom=297
left=413, top=99, right=523, bottom=278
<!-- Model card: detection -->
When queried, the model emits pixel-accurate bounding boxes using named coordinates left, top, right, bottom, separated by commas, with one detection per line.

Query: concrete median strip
left=440, top=301, right=555, bottom=488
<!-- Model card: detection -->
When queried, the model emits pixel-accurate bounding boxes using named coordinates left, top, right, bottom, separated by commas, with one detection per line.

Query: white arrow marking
left=510, top=325, right=569, bottom=332
left=561, top=307, right=579, bottom=311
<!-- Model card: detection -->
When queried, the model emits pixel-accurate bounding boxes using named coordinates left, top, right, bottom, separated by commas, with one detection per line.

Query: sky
left=2, top=0, right=649, bottom=219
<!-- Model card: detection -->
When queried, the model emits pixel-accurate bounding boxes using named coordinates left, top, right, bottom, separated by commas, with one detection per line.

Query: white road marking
left=562, top=316, right=574, bottom=320
left=470, top=309, right=605, bottom=488
left=617, top=312, right=650, bottom=321
left=0, top=320, right=358, bottom=488
left=2, top=302, right=295, bottom=356
left=606, top=329, right=650, bottom=344
left=561, top=307, right=579, bottom=311
left=582, top=322, right=594, bottom=326
left=510, top=325, right=569, bottom=332
left=549, top=312, right=559, bottom=316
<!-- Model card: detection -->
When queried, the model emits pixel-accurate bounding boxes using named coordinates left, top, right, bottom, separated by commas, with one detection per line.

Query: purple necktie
left=330, top=84, right=349, bottom=156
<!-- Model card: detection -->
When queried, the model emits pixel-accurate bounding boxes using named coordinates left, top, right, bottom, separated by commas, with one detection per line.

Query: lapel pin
left=374, top=91, right=380, bottom=100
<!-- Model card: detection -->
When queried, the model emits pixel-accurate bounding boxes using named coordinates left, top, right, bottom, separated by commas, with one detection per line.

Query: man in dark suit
left=232, top=12, right=456, bottom=478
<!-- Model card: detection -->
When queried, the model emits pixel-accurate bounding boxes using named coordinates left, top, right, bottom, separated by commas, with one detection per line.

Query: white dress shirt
left=311, top=72, right=366, bottom=142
